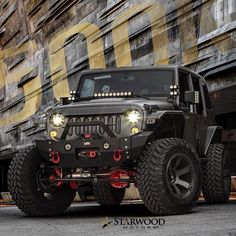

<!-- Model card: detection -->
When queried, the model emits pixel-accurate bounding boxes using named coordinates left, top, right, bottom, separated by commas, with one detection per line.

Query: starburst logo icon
left=101, top=217, right=113, bottom=228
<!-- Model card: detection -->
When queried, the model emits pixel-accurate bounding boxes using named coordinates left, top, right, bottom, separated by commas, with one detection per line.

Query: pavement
left=0, top=200, right=236, bottom=236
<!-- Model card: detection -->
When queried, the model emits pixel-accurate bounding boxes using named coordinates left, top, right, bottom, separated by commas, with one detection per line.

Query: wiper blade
left=77, top=96, right=100, bottom=101
left=131, top=93, right=150, bottom=100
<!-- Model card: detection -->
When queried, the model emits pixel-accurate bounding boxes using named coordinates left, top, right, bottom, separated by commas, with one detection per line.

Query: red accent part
left=113, top=149, right=122, bottom=162
left=49, top=175, right=55, bottom=181
left=110, top=170, right=129, bottom=188
left=128, top=170, right=137, bottom=177
left=88, top=151, right=97, bottom=158
left=49, top=174, right=63, bottom=188
left=69, top=181, right=78, bottom=190
left=84, top=133, right=92, bottom=139
left=51, top=152, right=61, bottom=164
left=56, top=181, right=63, bottom=188
left=54, top=168, right=62, bottom=177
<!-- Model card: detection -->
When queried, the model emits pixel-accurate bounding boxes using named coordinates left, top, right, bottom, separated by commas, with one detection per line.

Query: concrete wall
left=0, top=0, right=236, bottom=156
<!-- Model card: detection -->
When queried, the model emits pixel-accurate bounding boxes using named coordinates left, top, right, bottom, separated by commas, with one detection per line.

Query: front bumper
left=35, top=131, right=152, bottom=168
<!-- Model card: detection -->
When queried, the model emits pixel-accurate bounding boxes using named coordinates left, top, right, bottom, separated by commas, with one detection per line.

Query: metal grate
left=67, top=115, right=121, bottom=137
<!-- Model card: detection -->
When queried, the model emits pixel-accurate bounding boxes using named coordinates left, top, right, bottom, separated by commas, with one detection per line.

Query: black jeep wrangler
left=8, top=66, right=231, bottom=216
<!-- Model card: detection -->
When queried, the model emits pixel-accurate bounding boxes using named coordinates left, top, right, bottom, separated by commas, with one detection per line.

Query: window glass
left=179, top=72, right=190, bottom=106
left=79, top=70, right=174, bottom=98
left=80, top=79, right=95, bottom=97
left=203, top=83, right=212, bottom=109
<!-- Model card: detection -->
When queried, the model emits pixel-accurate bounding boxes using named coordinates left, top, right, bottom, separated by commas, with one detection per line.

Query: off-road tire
left=8, top=146, right=76, bottom=216
left=93, top=182, right=125, bottom=206
left=137, top=138, right=201, bottom=215
left=202, top=144, right=231, bottom=203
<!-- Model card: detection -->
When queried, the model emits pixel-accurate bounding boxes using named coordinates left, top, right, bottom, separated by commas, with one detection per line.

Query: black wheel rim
left=166, top=154, right=196, bottom=200
left=35, top=163, right=59, bottom=199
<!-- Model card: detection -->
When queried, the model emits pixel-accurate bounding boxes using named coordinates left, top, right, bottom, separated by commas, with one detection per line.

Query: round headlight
left=126, top=110, right=141, bottom=124
left=50, top=113, right=65, bottom=127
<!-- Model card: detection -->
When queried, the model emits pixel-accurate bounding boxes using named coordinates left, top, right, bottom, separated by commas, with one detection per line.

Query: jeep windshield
left=79, top=69, right=174, bottom=99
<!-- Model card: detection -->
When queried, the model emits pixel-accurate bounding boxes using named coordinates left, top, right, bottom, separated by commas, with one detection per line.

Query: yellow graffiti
left=112, top=21, right=132, bottom=67
left=49, top=23, right=106, bottom=101
left=0, top=61, right=6, bottom=90
left=212, top=34, right=232, bottom=53
left=200, top=0, right=217, bottom=35
left=112, top=0, right=169, bottom=66
left=0, top=0, right=234, bottom=129
left=176, top=0, right=199, bottom=65
left=145, top=2, right=169, bottom=64
left=0, top=40, right=37, bottom=91
left=0, top=40, right=42, bottom=127
left=0, top=68, right=42, bottom=127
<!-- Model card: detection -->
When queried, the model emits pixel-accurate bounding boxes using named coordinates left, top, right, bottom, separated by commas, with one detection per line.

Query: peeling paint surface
left=0, top=0, right=235, bottom=157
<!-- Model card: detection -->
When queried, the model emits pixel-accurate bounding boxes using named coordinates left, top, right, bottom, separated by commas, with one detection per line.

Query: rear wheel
left=93, top=182, right=125, bottom=206
left=8, top=146, right=76, bottom=216
left=137, top=138, right=201, bottom=215
left=202, top=144, right=231, bottom=203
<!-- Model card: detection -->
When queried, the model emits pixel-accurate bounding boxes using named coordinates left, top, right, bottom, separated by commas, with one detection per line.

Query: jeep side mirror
left=184, top=91, right=199, bottom=104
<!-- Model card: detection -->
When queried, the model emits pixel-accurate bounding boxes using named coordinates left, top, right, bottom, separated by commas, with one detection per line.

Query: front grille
left=67, top=115, right=121, bottom=137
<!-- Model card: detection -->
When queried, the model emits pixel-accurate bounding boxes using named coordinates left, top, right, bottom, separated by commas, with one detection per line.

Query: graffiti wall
left=0, top=0, right=236, bottom=157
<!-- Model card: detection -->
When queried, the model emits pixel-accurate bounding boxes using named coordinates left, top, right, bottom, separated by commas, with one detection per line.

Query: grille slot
left=67, top=115, right=121, bottom=137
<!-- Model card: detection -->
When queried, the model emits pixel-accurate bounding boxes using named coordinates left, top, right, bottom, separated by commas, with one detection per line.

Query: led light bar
left=93, top=92, right=132, bottom=97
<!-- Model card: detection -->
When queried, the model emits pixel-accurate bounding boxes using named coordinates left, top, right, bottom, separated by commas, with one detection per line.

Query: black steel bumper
left=35, top=131, right=152, bottom=168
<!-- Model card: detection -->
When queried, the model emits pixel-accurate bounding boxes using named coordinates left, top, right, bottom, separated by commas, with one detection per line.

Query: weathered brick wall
left=0, top=0, right=236, bottom=156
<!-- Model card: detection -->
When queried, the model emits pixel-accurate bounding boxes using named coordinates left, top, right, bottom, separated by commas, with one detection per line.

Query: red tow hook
left=51, top=152, right=61, bottom=164
left=113, top=149, right=122, bottom=161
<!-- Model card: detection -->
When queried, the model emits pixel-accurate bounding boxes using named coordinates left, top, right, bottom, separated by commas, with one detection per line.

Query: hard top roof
left=80, top=65, right=202, bottom=79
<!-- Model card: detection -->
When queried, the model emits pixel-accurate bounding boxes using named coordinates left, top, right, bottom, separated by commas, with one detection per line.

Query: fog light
left=50, top=130, right=58, bottom=139
left=131, top=127, right=139, bottom=135
left=103, top=142, right=110, bottom=150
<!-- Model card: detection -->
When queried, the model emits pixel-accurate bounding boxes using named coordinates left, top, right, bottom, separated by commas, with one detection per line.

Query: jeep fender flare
left=155, top=110, right=186, bottom=138
left=203, top=126, right=222, bottom=155
left=155, top=110, right=185, bottom=119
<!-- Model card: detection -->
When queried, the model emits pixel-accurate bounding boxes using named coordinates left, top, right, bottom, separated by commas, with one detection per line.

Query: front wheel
left=137, top=138, right=201, bottom=215
left=8, top=146, right=76, bottom=216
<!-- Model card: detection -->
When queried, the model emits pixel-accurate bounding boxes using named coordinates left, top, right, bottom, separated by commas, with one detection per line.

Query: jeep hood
left=51, top=98, right=174, bottom=116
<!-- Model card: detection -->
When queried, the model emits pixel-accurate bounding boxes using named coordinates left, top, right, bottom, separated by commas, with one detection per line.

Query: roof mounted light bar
left=94, top=92, right=132, bottom=98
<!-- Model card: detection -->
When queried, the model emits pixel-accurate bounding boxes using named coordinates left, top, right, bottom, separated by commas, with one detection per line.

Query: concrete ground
left=0, top=200, right=236, bottom=236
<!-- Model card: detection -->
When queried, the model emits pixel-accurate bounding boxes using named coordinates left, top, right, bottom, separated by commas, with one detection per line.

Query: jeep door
left=190, top=74, right=208, bottom=155
left=178, top=70, right=198, bottom=148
